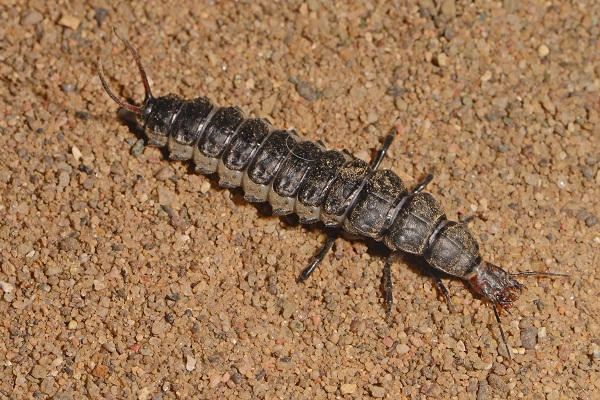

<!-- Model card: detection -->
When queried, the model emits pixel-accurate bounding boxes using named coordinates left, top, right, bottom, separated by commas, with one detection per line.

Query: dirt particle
left=21, top=10, right=43, bottom=25
left=155, top=166, right=175, bottom=181
left=186, top=355, right=196, bottom=371
left=59, top=237, right=81, bottom=252
left=340, top=383, right=357, bottom=394
left=30, top=365, right=47, bottom=379
left=92, top=364, right=109, bottom=378
left=110, top=161, right=125, bottom=176
left=520, top=326, right=538, bottom=349
left=558, top=343, right=572, bottom=361
left=131, top=139, right=145, bottom=157
left=296, top=81, right=319, bottom=101
left=538, top=44, right=550, bottom=57
left=487, top=374, right=509, bottom=395
left=585, top=215, right=598, bottom=227
left=58, top=14, right=81, bottom=30
left=440, top=0, right=456, bottom=18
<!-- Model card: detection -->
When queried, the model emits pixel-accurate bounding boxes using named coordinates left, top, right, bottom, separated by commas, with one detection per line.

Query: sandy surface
left=0, top=1, right=598, bottom=399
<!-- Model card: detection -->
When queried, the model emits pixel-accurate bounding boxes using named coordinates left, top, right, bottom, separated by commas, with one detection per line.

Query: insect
left=97, top=29, right=564, bottom=359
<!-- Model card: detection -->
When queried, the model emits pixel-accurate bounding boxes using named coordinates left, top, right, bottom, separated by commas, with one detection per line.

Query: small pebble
left=369, top=385, right=386, bottom=398
left=340, top=383, right=357, bottom=394
left=185, top=355, right=196, bottom=371
left=72, top=146, right=83, bottom=161
left=110, top=161, right=125, bottom=176
left=131, top=139, right=145, bottom=157
left=61, top=83, right=75, bottom=93
left=473, top=361, right=493, bottom=371
left=152, top=320, right=167, bottom=335
left=520, top=327, right=538, bottom=349
left=395, top=98, right=408, bottom=111
left=480, top=71, right=492, bottom=82
left=21, top=10, right=44, bottom=25
left=155, top=166, right=175, bottom=181
left=538, top=44, right=550, bottom=57
left=396, top=344, right=410, bottom=354
left=262, top=94, right=277, bottom=115
left=75, top=111, right=90, bottom=120
left=434, top=52, right=448, bottom=67
left=0, top=281, right=14, bottom=293
left=58, top=14, right=81, bottom=30
left=585, top=215, right=598, bottom=227
left=487, top=374, right=509, bottom=395
left=558, top=343, right=572, bottom=361
left=94, top=7, right=108, bottom=25
left=354, top=149, right=370, bottom=162
left=102, top=342, right=116, bottom=353
left=92, top=364, right=109, bottom=378
left=590, top=343, right=600, bottom=359
left=440, top=0, right=456, bottom=17
left=30, top=365, right=47, bottom=379
left=59, top=237, right=81, bottom=252
left=209, top=372, right=221, bottom=388
left=538, top=326, right=547, bottom=339
left=17, top=242, right=33, bottom=255
left=200, top=181, right=211, bottom=193
left=296, top=81, right=319, bottom=101
left=288, top=320, right=304, bottom=333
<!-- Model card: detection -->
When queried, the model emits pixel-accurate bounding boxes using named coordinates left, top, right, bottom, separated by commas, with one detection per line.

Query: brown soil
left=0, top=1, right=598, bottom=399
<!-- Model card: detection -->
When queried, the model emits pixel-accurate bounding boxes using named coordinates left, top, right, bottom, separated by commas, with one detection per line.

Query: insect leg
left=430, top=271, right=453, bottom=311
left=297, top=231, right=339, bottom=282
left=370, top=128, right=396, bottom=171
left=410, top=171, right=434, bottom=194
left=383, top=257, right=394, bottom=321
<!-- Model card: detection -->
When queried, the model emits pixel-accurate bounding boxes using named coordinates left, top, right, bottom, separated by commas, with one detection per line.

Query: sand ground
left=0, top=1, right=598, bottom=399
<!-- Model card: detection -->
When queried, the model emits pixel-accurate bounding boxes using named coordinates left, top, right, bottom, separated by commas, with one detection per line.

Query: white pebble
left=0, top=281, right=14, bottom=293
left=538, top=44, right=550, bottom=57
left=185, top=355, right=196, bottom=371
left=538, top=327, right=547, bottom=338
left=200, top=181, right=211, bottom=194
left=72, top=146, right=83, bottom=161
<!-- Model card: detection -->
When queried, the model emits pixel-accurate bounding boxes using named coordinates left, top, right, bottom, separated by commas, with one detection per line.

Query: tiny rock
left=340, top=383, right=357, bottom=394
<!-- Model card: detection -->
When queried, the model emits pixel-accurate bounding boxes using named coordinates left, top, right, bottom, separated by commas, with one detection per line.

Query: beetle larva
left=97, top=29, right=564, bottom=359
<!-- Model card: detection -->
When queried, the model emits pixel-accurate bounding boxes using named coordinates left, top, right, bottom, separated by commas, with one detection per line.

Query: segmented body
left=141, top=93, right=481, bottom=279
left=97, top=30, right=564, bottom=359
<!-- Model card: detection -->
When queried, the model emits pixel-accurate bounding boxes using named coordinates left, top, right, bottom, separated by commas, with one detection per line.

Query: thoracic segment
left=140, top=95, right=482, bottom=279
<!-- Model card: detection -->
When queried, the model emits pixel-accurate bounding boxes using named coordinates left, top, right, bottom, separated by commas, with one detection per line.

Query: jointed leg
left=431, top=272, right=453, bottom=311
left=371, top=129, right=396, bottom=171
left=383, top=257, right=394, bottom=321
left=411, top=171, right=434, bottom=194
left=298, top=231, right=338, bottom=282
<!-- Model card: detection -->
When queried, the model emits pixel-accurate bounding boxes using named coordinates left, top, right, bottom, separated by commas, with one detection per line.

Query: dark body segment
left=243, top=130, right=295, bottom=202
left=143, top=94, right=184, bottom=146
left=384, top=192, right=446, bottom=254
left=425, top=221, right=481, bottom=277
left=195, top=106, right=246, bottom=174
left=222, top=118, right=271, bottom=171
left=321, top=159, right=371, bottom=227
left=273, top=140, right=321, bottom=198
left=218, top=118, right=271, bottom=187
left=345, top=169, right=408, bottom=239
left=296, top=150, right=348, bottom=221
left=168, top=96, right=214, bottom=160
